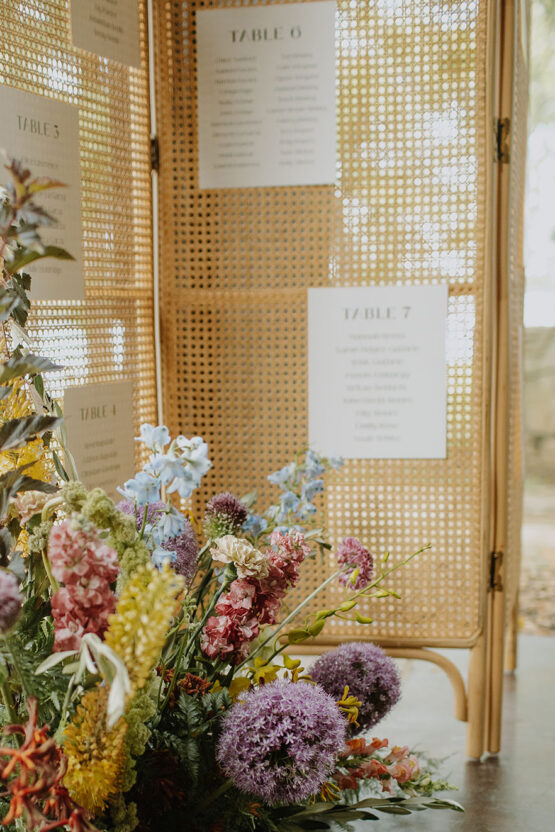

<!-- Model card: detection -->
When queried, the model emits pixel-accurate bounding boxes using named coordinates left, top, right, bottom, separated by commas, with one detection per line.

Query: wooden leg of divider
left=466, top=633, right=487, bottom=759
left=504, top=586, right=519, bottom=672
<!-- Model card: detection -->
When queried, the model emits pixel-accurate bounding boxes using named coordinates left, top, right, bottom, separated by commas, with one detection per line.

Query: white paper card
left=0, top=86, right=83, bottom=300
left=64, top=382, right=135, bottom=500
left=308, top=286, right=448, bottom=459
left=196, top=2, right=337, bottom=189
left=70, top=0, right=141, bottom=68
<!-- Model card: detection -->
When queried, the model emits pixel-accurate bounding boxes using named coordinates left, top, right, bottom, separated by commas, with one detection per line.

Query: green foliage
left=0, top=414, right=62, bottom=452
left=0, top=353, right=62, bottom=385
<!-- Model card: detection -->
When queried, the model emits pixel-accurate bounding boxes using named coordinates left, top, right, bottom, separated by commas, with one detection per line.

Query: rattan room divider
left=0, top=0, right=527, bottom=758
left=153, top=0, right=528, bottom=758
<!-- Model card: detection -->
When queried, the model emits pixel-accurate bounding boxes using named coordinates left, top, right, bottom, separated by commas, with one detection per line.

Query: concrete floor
left=346, top=635, right=555, bottom=832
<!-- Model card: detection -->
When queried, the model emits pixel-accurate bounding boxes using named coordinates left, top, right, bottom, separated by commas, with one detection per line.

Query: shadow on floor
left=345, top=635, right=555, bottom=832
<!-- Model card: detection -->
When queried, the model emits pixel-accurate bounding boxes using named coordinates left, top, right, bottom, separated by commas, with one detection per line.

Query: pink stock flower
left=201, top=532, right=310, bottom=663
left=200, top=614, right=259, bottom=664
left=48, top=518, right=118, bottom=652
left=49, top=518, right=118, bottom=586
left=335, top=537, right=374, bottom=590
left=215, top=579, right=257, bottom=619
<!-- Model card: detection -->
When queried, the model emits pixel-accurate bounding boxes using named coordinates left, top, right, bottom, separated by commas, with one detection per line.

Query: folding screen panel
left=154, top=0, right=495, bottom=641
left=0, top=0, right=156, bottom=469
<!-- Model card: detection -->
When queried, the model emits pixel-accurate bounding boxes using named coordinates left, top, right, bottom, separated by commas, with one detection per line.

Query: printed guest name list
left=0, top=86, right=83, bottom=300
left=196, top=2, right=336, bottom=189
left=308, top=286, right=448, bottom=459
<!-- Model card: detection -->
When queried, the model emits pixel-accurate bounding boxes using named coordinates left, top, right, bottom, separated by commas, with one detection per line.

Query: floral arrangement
left=0, top=160, right=462, bottom=832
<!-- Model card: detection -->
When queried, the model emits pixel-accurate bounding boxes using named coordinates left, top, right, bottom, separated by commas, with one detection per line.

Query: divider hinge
left=495, top=118, right=511, bottom=164
left=489, top=550, right=504, bottom=591
left=150, top=135, right=160, bottom=172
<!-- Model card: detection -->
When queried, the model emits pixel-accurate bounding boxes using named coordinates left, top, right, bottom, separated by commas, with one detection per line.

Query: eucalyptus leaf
left=7, top=245, right=74, bottom=274
left=0, top=414, right=63, bottom=451
left=0, top=289, right=20, bottom=322
left=52, top=450, right=70, bottom=482
left=0, top=352, right=62, bottom=383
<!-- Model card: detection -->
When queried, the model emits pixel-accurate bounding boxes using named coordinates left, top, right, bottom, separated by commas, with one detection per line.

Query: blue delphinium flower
left=267, top=461, right=297, bottom=487
left=150, top=506, right=185, bottom=545
left=126, top=425, right=211, bottom=504
left=120, top=471, right=162, bottom=506
left=136, top=423, right=170, bottom=452
left=151, top=546, right=177, bottom=569
left=216, top=680, right=346, bottom=806
left=243, top=513, right=268, bottom=537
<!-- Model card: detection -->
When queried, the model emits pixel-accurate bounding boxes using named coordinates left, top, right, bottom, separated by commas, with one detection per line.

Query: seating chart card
left=308, top=286, right=448, bottom=459
left=70, top=0, right=141, bottom=68
left=64, top=382, right=135, bottom=500
left=196, top=1, right=337, bottom=189
left=0, top=86, right=83, bottom=300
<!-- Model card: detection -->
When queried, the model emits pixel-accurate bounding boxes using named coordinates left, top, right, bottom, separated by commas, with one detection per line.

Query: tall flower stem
left=196, top=779, right=233, bottom=811
left=0, top=679, right=17, bottom=724
left=237, top=569, right=344, bottom=670
left=41, top=548, right=59, bottom=593
left=160, top=574, right=231, bottom=712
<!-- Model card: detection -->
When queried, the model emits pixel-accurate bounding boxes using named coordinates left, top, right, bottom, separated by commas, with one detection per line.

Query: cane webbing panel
left=155, top=0, right=493, bottom=644
left=0, top=0, right=156, bottom=466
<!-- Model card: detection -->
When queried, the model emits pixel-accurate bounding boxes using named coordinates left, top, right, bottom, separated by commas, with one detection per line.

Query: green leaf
left=0, top=353, right=62, bottom=383
left=0, top=415, right=63, bottom=451
left=52, top=450, right=70, bottom=482
left=287, top=628, right=311, bottom=644
left=306, top=618, right=326, bottom=637
left=0, top=465, right=57, bottom=520
left=6, top=245, right=74, bottom=274
left=33, top=375, right=44, bottom=398
left=0, top=289, right=20, bottom=322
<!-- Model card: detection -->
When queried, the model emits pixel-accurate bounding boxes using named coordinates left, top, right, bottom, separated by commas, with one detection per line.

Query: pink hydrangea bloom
left=48, top=518, right=118, bottom=652
left=335, top=537, right=374, bottom=590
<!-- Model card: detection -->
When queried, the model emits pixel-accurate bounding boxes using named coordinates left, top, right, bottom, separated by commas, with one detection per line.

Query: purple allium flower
left=162, top=523, right=198, bottom=583
left=204, top=492, right=248, bottom=538
left=336, top=537, right=374, bottom=590
left=216, top=680, right=346, bottom=806
left=310, top=643, right=401, bottom=734
left=0, top=570, right=23, bottom=634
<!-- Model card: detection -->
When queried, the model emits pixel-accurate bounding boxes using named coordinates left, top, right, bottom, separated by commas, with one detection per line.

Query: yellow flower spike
left=63, top=686, right=127, bottom=814
left=210, top=680, right=223, bottom=693
left=105, top=561, right=184, bottom=693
